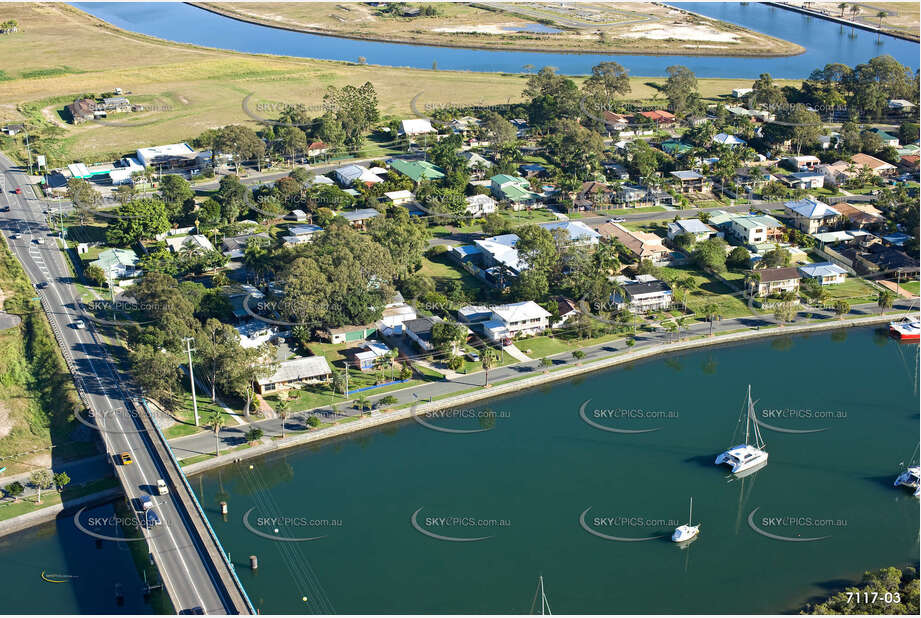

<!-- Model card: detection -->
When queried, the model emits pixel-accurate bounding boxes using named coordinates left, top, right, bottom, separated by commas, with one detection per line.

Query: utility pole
left=343, top=360, right=349, bottom=397
left=182, top=337, right=199, bottom=426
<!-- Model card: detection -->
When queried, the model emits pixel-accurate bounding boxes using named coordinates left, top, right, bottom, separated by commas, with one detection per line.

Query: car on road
left=0, top=206, right=8, bottom=212
left=10, top=234, right=19, bottom=239
left=466, top=350, right=480, bottom=362
left=34, top=282, right=47, bottom=289
left=74, top=319, right=86, bottom=329
left=14, top=188, right=22, bottom=195
left=139, top=494, right=153, bottom=511
left=156, top=479, right=169, bottom=495
left=607, top=217, right=626, bottom=223
left=145, top=509, right=161, bottom=528
left=34, top=238, right=44, bottom=244
left=119, top=451, right=133, bottom=465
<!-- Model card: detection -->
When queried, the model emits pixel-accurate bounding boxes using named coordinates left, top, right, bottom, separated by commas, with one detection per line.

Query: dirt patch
left=0, top=402, right=11, bottom=440
left=27, top=451, right=52, bottom=468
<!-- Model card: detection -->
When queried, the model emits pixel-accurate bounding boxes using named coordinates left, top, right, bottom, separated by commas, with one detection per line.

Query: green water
left=0, top=502, right=155, bottom=614
left=195, top=327, right=919, bottom=614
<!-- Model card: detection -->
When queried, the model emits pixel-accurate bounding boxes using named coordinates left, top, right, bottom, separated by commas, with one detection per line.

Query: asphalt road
left=0, top=155, right=246, bottom=615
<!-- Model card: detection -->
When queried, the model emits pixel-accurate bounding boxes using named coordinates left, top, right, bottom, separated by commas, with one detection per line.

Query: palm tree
left=877, top=290, right=895, bottom=315
left=276, top=398, right=289, bottom=439
left=481, top=347, right=498, bottom=387
left=204, top=409, right=225, bottom=457
left=837, top=2, right=847, bottom=17
left=744, top=271, right=761, bottom=297
left=355, top=393, right=370, bottom=413
left=833, top=300, right=850, bottom=319
left=679, top=276, right=697, bottom=311
left=876, top=10, right=886, bottom=28
left=703, top=302, right=721, bottom=337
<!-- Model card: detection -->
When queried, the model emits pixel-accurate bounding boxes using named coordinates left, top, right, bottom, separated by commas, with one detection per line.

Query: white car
left=74, top=319, right=86, bottom=329
left=34, top=238, right=45, bottom=245
left=156, top=479, right=169, bottom=495
left=10, top=234, right=20, bottom=240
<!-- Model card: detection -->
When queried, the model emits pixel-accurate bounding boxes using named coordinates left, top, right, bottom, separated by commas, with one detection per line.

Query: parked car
left=466, top=350, right=480, bottom=362
left=119, top=451, right=133, bottom=465
left=14, top=187, right=22, bottom=195
left=34, top=238, right=44, bottom=244
left=607, top=217, right=626, bottom=223
left=156, top=479, right=169, bottom=495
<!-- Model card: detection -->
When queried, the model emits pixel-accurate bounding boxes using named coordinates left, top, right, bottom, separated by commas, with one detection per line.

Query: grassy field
left=818, top=277, right=881, bottom=305
left=417, top=253, right=485, bottom=302
left=0, top=4, right=801, bottom=165
left=195, top=1, right=804, bottom=56
left=658, top=265, right=755, bottom=319
left=900, top=280, right=920, bottom=296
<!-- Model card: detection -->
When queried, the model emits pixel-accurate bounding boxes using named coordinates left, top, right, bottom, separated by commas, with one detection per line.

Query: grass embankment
left=0, top=3, right=801, bottom=165
left=0, top=241, right=88, bottom=476
left=0, top=476, right=118, bottom=523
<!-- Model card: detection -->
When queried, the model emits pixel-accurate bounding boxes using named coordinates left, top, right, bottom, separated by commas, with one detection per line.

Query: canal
left=73, top=2, right=918, bottom=77
left=188, top=327, right=919, bottom=614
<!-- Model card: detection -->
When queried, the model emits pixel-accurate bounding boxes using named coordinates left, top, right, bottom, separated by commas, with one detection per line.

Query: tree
left=131, top=344, right=182, bottom=409
left=541, top=118, right=606, bottom=178
left=582, top=61, right=631, bottom=113
left=801, top=566, right=919, bottom=615
left=5, top=481, right=24, bottom=501
left=29, top=469, right=53, bottom=504
left=762, top=246, right=792, bottom=268
left=481, top=347, right=498, bottom=386
left=84, top=264, right=107, bottom=287
left=877, top=290, right=895, bottom=315
left=539, top=356, right=553, bottom=371
left=727, top=246, right=752, bottom=270
left=368, top=207, right=431, bottom=275
left=692, top=237, right=728, bottom=273
left=306, top=415, right=321, bottom=428
left=244, top=426, right=264, bottom=444
left=322, top=82, right=380, bottom=152
left=215, top=125, right=266, bottom=173
left=744, top=271, right=762, bottom=297
left=66, top=178, right=102, bottom=216
left=158, top=174, right=195, bottom=219
left=204, top=409, right=226, bottom=455
left=221, top=344, right=277, bottom=418
left=833, top=299, right=850, bottom=319
left=703, top=302, right=721, bottom=337
left=748, top=73, right=786, bottom=110
left=196, top=318, right=242, bottom=401
left=482, top=112, right=518, bottom=149
left=572, top=350, right=585, bottom=363
left=53, top=472, right=70, bottom=491
left=105, top=198, right=170, bottom=246
left=664, top=65, right=699, bottom=117
left=432, top=320, right=467, bottom=356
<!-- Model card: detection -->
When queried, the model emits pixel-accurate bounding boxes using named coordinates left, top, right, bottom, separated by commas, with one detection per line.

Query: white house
left=256, top=356, right=332, bottom=394
left=666, top=219, right=718, bottom=242
left=398, top=118, right=435, bottom=136
left=784, top=198, right=841, bottom=234
left=164, top=234, right=215, bottom=254
left=472, top=301, right=551, bottom=343
left=384, top=190, right=415, bottom=206
left=465, top=193, right=497, bottom=216
left=538, top=220, right=601, bottom=246
left=798, top=262, right=847, bottom=285
left=611, top=275, right=673, bottom=313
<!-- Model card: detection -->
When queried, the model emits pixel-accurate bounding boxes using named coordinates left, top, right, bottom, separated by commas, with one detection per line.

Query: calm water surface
left=193, top=327, right=919, bottom=614
left=73, top=2, right=918, bottom=77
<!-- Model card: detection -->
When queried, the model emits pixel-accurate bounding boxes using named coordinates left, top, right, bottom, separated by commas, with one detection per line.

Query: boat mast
left=688, top=497, right=693, bottom=526
left=744, top=385, right=752, bottom=445
left=748, top=386, right=765, bottom=449
left=539, top=575, right=551, bottom=615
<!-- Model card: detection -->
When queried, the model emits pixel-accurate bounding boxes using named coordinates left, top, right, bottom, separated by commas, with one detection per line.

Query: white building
left=463, top=301, right=551, bottom=343
left=611, top=275, right=673, bottom=313
left=398, top=118, right=435, bottom=136
left=164, top=234, right=215, bottom=254
left=465, top=194, right=497, bottom=216
left=256, top=356, right=332, bottom=394
left=666, top=218, right=718, bottom=242
left=384, top=190, right=415, bottom=206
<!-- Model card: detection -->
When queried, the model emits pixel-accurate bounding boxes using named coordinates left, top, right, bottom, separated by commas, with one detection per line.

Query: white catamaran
left=671, top=497, right=700, bottom=543
left=715, top=385, right=768, bottom=474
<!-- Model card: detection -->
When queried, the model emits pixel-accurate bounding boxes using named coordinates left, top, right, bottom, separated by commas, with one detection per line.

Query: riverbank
left=190, top=1, right=805, bottom=57
left=766, top=1, right=920, bottom=42
left=181, top=312, right=904, bottom=477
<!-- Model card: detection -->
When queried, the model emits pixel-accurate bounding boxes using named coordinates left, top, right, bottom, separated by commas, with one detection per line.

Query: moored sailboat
left=716, top=385, right=768, bottom=474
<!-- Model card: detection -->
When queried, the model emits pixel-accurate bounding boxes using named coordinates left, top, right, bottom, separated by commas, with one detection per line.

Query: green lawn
left=818, top=277, right=881, bottom=304
left=0, top=477, right=119, bottom=522
left=501, top=208, right=559, bottom=226
left=418, top=254, right=485, bottom=300
left=900, top=280, right=920, bottom=295
left=658, top=266, right=754, bottom=318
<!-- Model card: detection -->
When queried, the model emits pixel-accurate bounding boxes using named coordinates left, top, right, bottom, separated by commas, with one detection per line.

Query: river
left=188, top=327, right=918, bottom=614
left=73, top=2, right=918, bottom=77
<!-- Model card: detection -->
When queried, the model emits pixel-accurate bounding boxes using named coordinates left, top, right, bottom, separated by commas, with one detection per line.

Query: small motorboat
left=672, top=497, right=700, bottom=543
left=889, top=318, right=921, bottom=341
left=894, top=466, right=920, bottom=497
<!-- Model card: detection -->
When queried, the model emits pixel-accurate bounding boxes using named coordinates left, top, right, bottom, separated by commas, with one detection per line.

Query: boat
left=889, top=317, right=921, bottom=341
left=671, top=497, right=700, bottom=543
left=893, top=466, right=920, bottom=497
left=530, top=575, right=552, bottom=615
left=715, top=385, right=768, bottom=474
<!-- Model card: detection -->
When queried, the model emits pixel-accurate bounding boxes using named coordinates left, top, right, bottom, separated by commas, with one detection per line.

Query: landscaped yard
left=818, top=277, right=880, bottom=304
left=418, top=254, right=485, bottom=300
left=658, top=266, right=754, bottom=319
left=899, top=279, right=920, bottom=296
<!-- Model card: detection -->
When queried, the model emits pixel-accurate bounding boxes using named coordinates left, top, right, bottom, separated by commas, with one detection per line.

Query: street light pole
left=182, top=336, right=199, bottom=426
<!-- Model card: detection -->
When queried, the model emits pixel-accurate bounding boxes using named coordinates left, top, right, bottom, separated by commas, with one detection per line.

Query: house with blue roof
left=784, top=198, right=841, bottom=234
left=798, top=262, right=847, bottom=285
left=537, top=220, right=601, bottom=246
left=670, top=170, right=709, bottom=193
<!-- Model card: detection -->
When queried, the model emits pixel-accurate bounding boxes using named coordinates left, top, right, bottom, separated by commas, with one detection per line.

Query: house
left=798, top=262, right=847, bottom=285
left=384, top=190, right=415, bottom=206
left=0, top=124, right=24, bottom=136
left=349, top=341, right=392, bottom=372
left=460, top=301, right=550, bottom=343
left=574, top=181, right=612, bottom=210
left=398, top=118, right=435, bottom=136
left=90, top=248, right=140, bottom=281
left=817, top=132, right=840, bottom=150
left=102, top=96, right=131, bottom=112
left=403, top=317, right=438, bottom=352
left=712, top=211, right=784, bottom=246
left=748, top=267, right=800, bottom=297
left=332, top=164, right=383, bottom=187
left=66, top=98, right=96, bottom=124
left=670, top=170, right=708, bottom=193
left=784, top=198, right=841, bottom=234
left=713, top=133, right=746, bottom=147
left=538, top=220, right=601, bottom=246
left=732, top=87, right=753, bottom=98
left=817, top=160, right=857, bottom=186
left=851, top=153, right=897, bottom=176
left=306, top=141, right=328, bottom=157
left=782, top=155, right=821, bottom=172
left=388, top=159, right=445, bottom=183
left=900, top=154, right=920, bottom=172
left=164, top=234, right=215, bottom=254
left=256, top=356, right=331, bottom=394
left=490, top=174, right=540, bottom=209
left=235, top=320, right=276, bottom=349
left=602, top=162, right=629, bottom=180
left=519, top=163, right=547, bottom=178
left=602, top=111, right=631, bottom=132
left=459, top=151, right=493, bottom=174
left=637, top=110, right=676, bottom=127
left=866, top=128, right=899, bottom=148
left=596, top=223, right=670, bottom=263
left=221, top=232, right=271, bottom=259
left=282, top=224, right=324, bottom=246
left=830, top=202, right=884, bottom=229
left=667, top=219, right=717, bottom=242
left=778, top=171, right=825, bottom=190
left=449, top=116, right=481, bottom=134
left=378, top=294, right=417, bottom=335
left=551, top=296, right=580, bottom=328
left=465, top=194, right=497, bottom=216
left=734, top=167, right=775, bottom=190
left=888, top=99, right=915, bottom=112
left=337, top=208, right=381, bottom=229
left=611, top=275, right=673, bottom=313
left=474, top=233, right=525, bottom=275
left=325, top=323, right=377, bottom=344
left=135, top=142, right=200, bottom=169
left=615, top=184, right=650, bottom=205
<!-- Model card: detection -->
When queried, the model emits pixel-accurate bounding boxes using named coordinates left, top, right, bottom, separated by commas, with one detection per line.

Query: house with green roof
left=90, top=248, right=140, bottom=281
left=490, top=174, right=541, bottom=209
left=389, top=159, right=445, bottom=183
left=719, top=213, right=784, bottom=247
left=866, top=128, right=899, bottom=147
